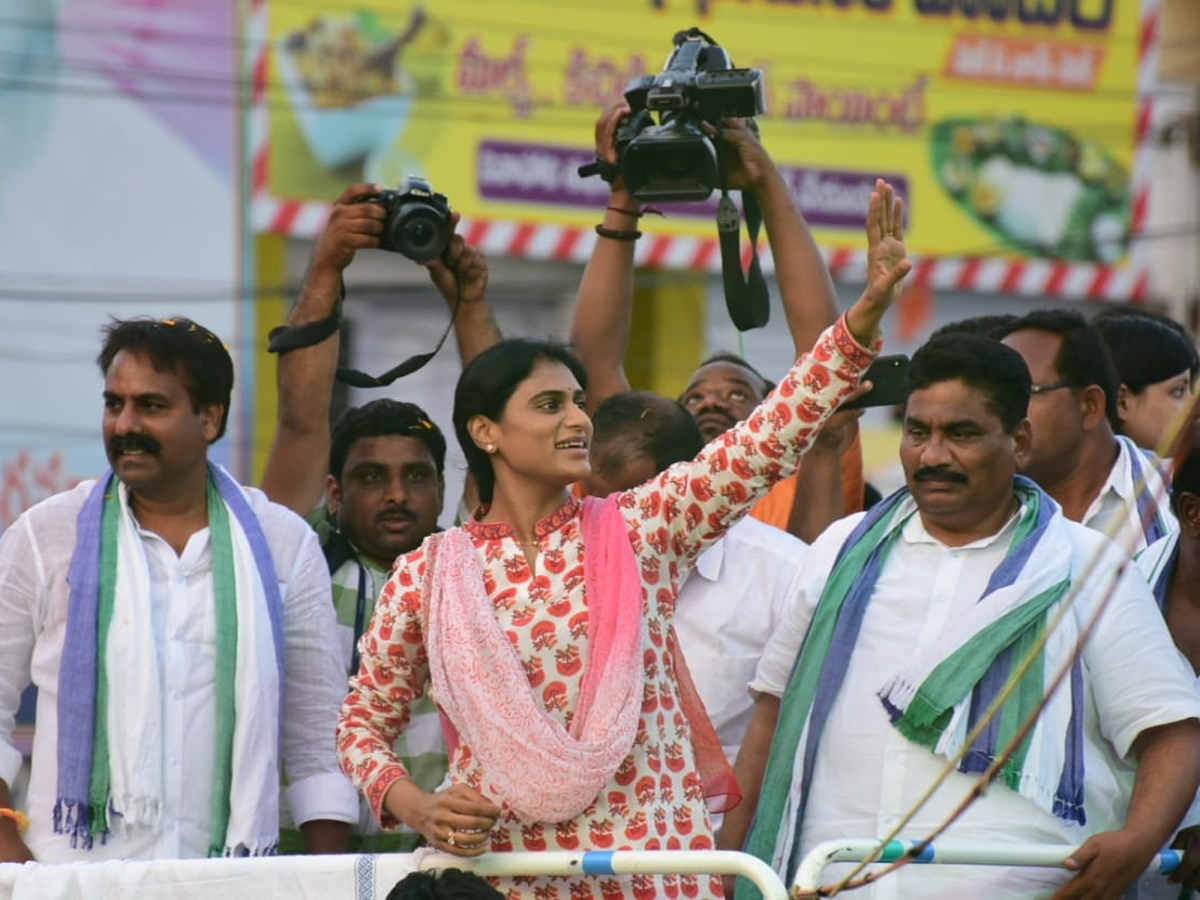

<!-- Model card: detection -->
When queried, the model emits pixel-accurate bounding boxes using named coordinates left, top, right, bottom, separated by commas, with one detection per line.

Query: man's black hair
left=928, top=314, right=1018, bottom=342
left=592, top=391, right=704, bottom=475
left=695, top=351, right=775, bottom=394
left=907, top=334, right=1032, bottom=433
left=996, top=308, right=1120, bottom=425
left=97, top=316, right=234, bottom=440
left=386, top=869, right=504, bottom=900
left=329, top=399, right=447, bottom=480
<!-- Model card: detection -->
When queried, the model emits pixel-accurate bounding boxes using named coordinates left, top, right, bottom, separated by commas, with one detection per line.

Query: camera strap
left=335, top=273, right=463, bottom=388
left=267, top=278, right=345, bottom=354
left=714, top=132, right=770, bottom=332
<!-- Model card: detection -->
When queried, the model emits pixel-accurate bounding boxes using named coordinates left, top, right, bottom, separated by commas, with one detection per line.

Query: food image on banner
left=932, top=116, right=1130, bottom=263
left=258, top=0, right=1150, bottom=291
left=268, top=5, right=454, bottom=201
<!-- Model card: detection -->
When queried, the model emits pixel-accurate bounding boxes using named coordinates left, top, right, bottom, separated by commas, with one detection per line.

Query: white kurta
left=0, top=481, right=358, bottom=861
left=752, top=504, right=1200, bottom=900
left=677, top=517, right=807, bottom=765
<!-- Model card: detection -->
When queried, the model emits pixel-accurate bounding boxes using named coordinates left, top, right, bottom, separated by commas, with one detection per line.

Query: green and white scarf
left=740, top=477, right=1083, bottom=898
left=58, top=465, right=284, bottom=856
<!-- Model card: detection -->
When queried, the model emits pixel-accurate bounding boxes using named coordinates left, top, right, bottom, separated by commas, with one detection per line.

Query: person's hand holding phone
left=842, top=354, right=909, bottom=410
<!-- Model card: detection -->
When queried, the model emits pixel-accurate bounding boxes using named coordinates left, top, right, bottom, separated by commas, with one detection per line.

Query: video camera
left=578, top=29, right=772, bottom=333
left=357, top=175, right=451, bottom=263
left=596, top=28, right=764, bottom=202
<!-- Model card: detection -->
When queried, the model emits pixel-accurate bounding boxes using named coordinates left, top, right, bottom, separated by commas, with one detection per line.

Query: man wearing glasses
left=1000, top=309, right=1177, bottom=555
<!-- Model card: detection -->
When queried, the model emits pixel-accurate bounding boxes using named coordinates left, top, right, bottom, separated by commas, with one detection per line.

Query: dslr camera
left=358, top=176, right=451, bottom=263
left=613, top=29, right=764, bottom=202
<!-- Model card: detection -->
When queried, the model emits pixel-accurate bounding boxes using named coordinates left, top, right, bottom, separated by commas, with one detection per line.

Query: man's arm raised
left=261, top=183, right=385, bottom=515
left=569, top=103, right=640, bottom=413
left=261, top=190, right=498, bottom=515
left=422, top=215, right=500, bottom=367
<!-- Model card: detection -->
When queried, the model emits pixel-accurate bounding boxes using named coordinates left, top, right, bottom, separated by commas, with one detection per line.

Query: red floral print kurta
left=338, top=318, right=875, bottom=899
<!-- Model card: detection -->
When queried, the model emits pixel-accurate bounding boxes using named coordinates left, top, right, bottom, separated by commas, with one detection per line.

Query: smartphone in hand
left=842, top=354, right=910, bottom=410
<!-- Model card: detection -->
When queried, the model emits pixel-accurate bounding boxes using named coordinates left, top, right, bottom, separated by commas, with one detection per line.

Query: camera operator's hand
left=423, top=211, right=500, bottom=364
left=594, top=101, right=642, bottom=212
left=311, top=182, right=387, bottom=277
left=423, top=211, right=488, bottom=309
left=702, top=117, right=775, bottom=193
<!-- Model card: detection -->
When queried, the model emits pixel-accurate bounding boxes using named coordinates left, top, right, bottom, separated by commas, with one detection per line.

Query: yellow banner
left=265, top=0, right=1141, bottom=263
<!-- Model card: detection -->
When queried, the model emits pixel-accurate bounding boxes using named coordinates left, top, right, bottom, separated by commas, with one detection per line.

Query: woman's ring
left=447, top=829, right=457, bottom=847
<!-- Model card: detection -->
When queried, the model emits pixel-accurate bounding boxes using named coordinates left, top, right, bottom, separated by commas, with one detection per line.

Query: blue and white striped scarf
left=56, top=464, right=285, bottom=856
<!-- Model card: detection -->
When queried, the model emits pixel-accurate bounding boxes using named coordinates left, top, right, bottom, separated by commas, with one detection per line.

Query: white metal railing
left=419, top=849, right=788, bottom=899
left=0, top=849, right=788, bottom=900
left=793, top=839, right=1184, bottom=892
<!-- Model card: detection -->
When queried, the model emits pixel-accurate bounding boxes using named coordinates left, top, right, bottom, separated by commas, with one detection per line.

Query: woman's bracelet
left=595, top=224, right=642, bottom=242
left=0, top=807, right=29, bottom=835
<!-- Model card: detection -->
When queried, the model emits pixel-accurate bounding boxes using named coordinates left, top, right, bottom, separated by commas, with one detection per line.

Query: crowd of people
left=2, top=104, right=1200, bottom=900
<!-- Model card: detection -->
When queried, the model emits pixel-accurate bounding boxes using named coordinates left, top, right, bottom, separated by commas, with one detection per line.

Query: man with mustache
left=0, top=317, right=358, bottom=862
left=722, top=335, right=1200, bottom=900
left=260, top=183, right=496, bottom=852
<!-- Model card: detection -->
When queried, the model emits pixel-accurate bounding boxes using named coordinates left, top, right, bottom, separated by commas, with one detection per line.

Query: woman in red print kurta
left=337, top=181, right=912, bottom=900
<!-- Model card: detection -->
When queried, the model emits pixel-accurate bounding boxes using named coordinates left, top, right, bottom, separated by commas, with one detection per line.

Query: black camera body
left=616, top=30, right=764, bottom=202
left=358, top=176, right=451, bottom=262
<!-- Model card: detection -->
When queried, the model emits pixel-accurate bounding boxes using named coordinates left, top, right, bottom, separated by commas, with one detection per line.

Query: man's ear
left=1116, top=383, right=1133, bottom=425
left=1012, top=418, right=1033, bottom=471
left=201, top=403, right=224, bottom=443
left=1079, top=385, right=1110, bottom=431
left=326, top=474, right=341, bottom=518
left=1178, top=492, right=1200, bottom=540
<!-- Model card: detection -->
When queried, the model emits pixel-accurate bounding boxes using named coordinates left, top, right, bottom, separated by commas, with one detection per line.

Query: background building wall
left=0, top=0, right=242, bottom=528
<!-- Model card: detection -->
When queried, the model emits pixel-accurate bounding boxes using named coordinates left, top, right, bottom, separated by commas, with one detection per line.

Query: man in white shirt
left=722, top=335, right=1200, bottom=900
left=999, top=309, right=1177, bottom=555
left=0, top=317, right=358, bottom=862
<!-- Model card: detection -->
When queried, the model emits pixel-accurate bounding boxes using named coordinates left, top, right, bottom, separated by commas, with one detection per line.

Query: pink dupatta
left=425, top=496, right=740, bottom=823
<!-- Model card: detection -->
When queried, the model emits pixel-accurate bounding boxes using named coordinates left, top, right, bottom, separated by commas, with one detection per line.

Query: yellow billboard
left=258, top=0, right=1145, bottom=268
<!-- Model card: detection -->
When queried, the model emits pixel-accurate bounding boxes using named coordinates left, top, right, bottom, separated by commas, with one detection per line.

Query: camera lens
left=387, top=206, right=449, bottom=262
left=407, top=219, right=434, bottom=245
left=656, top=156, right=693, bottom=179
left=401, top=214, right=441, bottom=261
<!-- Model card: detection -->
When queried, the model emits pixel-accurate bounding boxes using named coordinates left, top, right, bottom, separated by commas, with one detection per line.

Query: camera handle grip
left=577, top=158, right=619, bottom=183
